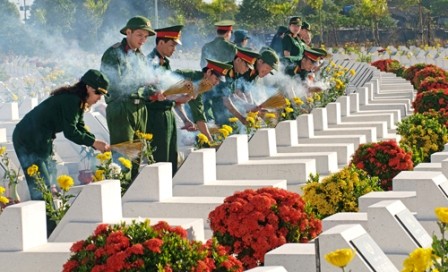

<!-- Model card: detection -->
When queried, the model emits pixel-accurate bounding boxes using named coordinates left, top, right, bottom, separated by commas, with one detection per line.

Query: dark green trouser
left=106, top=99, right=147, bottom=180
left=146, top=106, right=178, bottom=176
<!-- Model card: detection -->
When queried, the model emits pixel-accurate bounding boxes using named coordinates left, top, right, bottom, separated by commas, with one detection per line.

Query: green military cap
left=120, top=16, right=156, bottom=36
left=81, top=69, right=110, bottom=95
left=205, top=58, right=233, bottom=82
left=155, top=25, right=183, bottom=45
left=312, top=47, right=328, bottom=57
left=302, top=21, right=311, bottom=31
left=259, top=47, right=280, bottom=71
left=234, top=29, right=250, bottom=43
left=289, top=16, right=302, bottom=25
left=214, top=20, right=235, bottom=31
left=236, top=47, right=260, bottom=70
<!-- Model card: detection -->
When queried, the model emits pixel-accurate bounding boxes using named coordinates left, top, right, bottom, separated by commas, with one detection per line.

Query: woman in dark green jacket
left=12, top=69, right=111, bottom=201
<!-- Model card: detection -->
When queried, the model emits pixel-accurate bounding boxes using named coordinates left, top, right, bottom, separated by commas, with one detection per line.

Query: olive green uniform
left=175, top=70, right=207, bottom=123
left=200, top=37, right=236, bottom=68
left=203, top=64, right=240, bottom=125
left=284, top=59, right=309, bottom=80
left=101, top=38, right=149, bottom=179
left=13, top=93, right=95, bottom=200
left=282, top=31, right=305, bottom=59
left=146, top=48, right=178, bottom=175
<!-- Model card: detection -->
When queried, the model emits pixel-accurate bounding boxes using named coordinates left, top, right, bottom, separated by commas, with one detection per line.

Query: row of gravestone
left=1, top=60, right=442, bottom=271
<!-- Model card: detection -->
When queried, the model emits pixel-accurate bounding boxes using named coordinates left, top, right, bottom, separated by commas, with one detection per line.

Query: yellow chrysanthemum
left=94, top=169, right=105, bottom=181
left=197, top=133, right=209, bottom=145
left=324, top=248, right=355, bottom=268
left=307, top=97, right=314, bottom=103
left=349, top=69, right=356, bottom=76
left=57, top=175, right=74, bottom=192
left=0, top=146, right=6, bottom=156
left=435, top=207, right=448, bottom=224
left=285, top=98, right=291, bottom=106
left=221, top=124, right=233, bottom=134
left=219, top=128, right=230, bottom=138
left=285, top=107, right=294, bottom=113
left=118, top=157, right=132, bottom=170
left=402, top=248, right=433, bottom=272
left=247, top=111, right=258, bottom=119
left=293, top=97, right=304, bottom=105
left=0, top=186, right=5, bottom=194
left=264, top=112, right=276, bottom=119
left=246, top=116, right=255, bottom=125
left=0, top=196, right=9, bottom=205
left=27, top=164, right=39, bottom=177
left=228, top=117, right=239, bottom=123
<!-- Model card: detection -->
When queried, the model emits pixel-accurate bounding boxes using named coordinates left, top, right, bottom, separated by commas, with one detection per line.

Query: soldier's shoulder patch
left=112, top=42, right=121, bottom=49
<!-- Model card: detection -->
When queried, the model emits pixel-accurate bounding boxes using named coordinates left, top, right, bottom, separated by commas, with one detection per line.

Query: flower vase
left=78, top=169, right=94, bottom=185
left=8, top=182, right=20, bottom=203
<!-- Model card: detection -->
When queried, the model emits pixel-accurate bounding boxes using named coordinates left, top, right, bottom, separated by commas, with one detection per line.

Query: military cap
left=259, top=47, right=280, bottom=71
left=155, top=25, right=183, bottom=45
left=289, top=16, right=302, bottom=25
left=81, top=69, right=109, bottom=95
left=312, top=47, right=328, bottom=58
left=276, top=26, right=288, bottom=35
left=302, top=21, right=311, bottom=31
left=205, top=59, right=233, bottom=82
left=303, top=47, right=322, bottom=62
left=233, top=29, right=250, bottom=43
left=120, top=16, right=156, bottom=36
left=236, top=47, right=260, bottom=70
left=214, top=20, right=235, bottom=31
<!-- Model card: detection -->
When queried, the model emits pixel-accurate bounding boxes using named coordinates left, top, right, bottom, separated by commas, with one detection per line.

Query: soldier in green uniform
left=100, top=16, right=157, bottom=179
left=270, top=26, right=288, bottom=56
left=12, top=69, right=110, bottom=235
left=233, top=29, right=250, bottom=48
left=284, top=47, right=324, bottom=80
left=282, top=16, right=305, bottom=59
left=235, top=47, right=280, bottom=105
left=175, top=59, right=233, bottom=141
left=203, top=47, right=260, bottom=125
left=146, top=25, right=191, bottom=175
left=300, top=21, right=312, bottom=46
left=200, top=20, right=237, bottom=68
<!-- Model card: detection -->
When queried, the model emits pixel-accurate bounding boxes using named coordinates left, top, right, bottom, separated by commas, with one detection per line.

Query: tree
left=0, top=0, right=32, bottom=55
left=199, top=0, right=238, bottom=25
left=305, top=0, right=324, bottom=45
left=29, top=0, right=78, bottom=36
left=356, top=0, right=389, bottom=46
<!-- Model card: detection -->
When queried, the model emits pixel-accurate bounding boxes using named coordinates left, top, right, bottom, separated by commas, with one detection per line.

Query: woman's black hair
left=50, top=81, right=88, bottom=109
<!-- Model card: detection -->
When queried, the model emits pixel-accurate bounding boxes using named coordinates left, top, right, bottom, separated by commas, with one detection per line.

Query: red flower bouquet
left=413, top=88, right=448, bottom=114
left=351, top=140, right=413, bottom=191
left=412, top=66, right=447, bottom=89
left=63, top=220, right=243, bottom=272
left=208, top=187, right=322, bottom=269
left=418, top=77, right=448, bottom=93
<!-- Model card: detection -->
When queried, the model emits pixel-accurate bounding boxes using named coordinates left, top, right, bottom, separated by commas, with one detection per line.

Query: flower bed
left=417, top=77, right=448, bottom=93
left=397, top=112, right=448, bottom=163
left=208, top=187, right=321, bottom=269
left=412, top=66, right=447, bottom=89
left=351, top=140, right=413, bottom=191
left=302, top=165, right=382, bottom=218
left=63, top=220, right=243, bottom=272
left=370, top=59, right=404, bottom=76
left=413, top=88, right=448, bottom=114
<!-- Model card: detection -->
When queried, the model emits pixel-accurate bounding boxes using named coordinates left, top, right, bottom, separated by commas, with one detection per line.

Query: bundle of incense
left=111, top=140, right=143, bottom=160
left=259, top=92, right=287, bottom=109
left=163, top=80, right=194, bottom=96
left=308, top=86, right=323, bottom=93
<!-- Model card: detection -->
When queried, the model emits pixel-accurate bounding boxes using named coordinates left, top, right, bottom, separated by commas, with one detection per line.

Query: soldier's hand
left=92, top=140, right=110, bottom=153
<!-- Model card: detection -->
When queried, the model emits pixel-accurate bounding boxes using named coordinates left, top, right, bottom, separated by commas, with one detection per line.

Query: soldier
left=300, top=21, right=312, bottom=46
left=236, top=47, right=280, bottom=105
left=200, top=20, right=237, bottom=68
left=100, top=15, right=157, bottom=179
left=282, top=16, right=305, bottom=59
left=270, top=26, right=288, bottom=56
left=284, top=47, right=325, bottom=80
left=176, top=59, right=233, bottom=141
left=146, top=25, right=191, bottom=175
left=12, top=69, right=110, bottom=235
left=203, top=47, right=260, bottom=125
left=233, top=29, right=250, bottom=48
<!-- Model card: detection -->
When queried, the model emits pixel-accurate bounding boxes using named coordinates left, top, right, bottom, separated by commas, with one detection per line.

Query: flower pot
left=78, top=170, right=94, bottom=185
